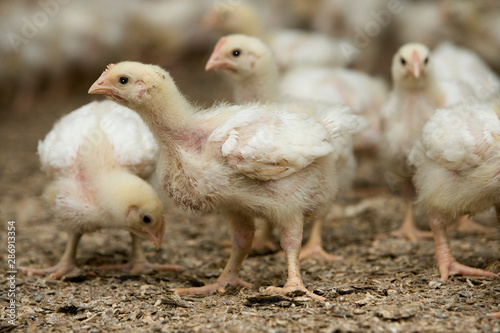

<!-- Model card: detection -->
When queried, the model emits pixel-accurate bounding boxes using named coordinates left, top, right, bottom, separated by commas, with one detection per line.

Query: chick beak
left=135, top=219, right=165, bottom=250
left=89, top=77, right=112, bottom=95
left=205, top=38, right=235, bottom=72
left=410, top=50, right=422, bottom=78
left=206, top=52, right=227, bottom=71
left=88, top=64, right=115, bottom=95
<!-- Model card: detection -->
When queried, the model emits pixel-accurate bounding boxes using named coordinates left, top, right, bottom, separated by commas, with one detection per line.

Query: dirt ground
left=1, top=52, right=500, bottom=333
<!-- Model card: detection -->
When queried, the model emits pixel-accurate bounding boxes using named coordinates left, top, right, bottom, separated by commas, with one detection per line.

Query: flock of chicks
left=16, top=0, right=500, bottom=317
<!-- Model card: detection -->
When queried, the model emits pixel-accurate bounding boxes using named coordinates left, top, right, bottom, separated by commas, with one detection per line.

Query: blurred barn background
left=1, top=0, right=499, bottom=117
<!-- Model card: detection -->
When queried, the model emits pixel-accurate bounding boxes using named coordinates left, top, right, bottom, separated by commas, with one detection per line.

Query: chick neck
left=394, top=71, right=443, bottom=107
left=232, top=61, right=280, bottom=103
left=135, top=74, right=194, bottom=147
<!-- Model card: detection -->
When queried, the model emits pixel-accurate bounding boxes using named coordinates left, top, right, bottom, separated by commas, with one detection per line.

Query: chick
left=379, top=43, right=475, bottom=241
left=89, top=61, right=357, bottom=299
left=410, top=97, right=500, bottom=282
left=206, top=34, right=359, bottom=260
left=21, top=100, right=180, bottom=279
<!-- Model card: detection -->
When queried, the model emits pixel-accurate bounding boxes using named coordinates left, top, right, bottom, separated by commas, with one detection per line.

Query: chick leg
left=99, top=233, right=182, bottom=274
left=391, top=183, right=432, bottom=241
left=251, top=218, right=278, bottom=254
left=429, top=212, right=498, bottom=281
left=299, top=217, right=340, bottom=261
left=175, top=215, right=254, bottom=295
left=448, top=215, right=497, bottom=234
left=267, top=221, right=324, bottom=301
left=21, top=232, right=82, bottom=280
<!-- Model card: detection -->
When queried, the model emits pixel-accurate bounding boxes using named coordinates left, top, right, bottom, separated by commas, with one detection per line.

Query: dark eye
left=232, top=49, right=241, bottom=57
left=142, top=215, right=152, bottom=223
left=119, top=77, right=129, bottom=84
left=400, top=57, right=406, bottom=65
left=424, top=57, right=429, bottom=65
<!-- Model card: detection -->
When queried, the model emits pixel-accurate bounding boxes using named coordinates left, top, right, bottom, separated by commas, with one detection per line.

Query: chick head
left=392, top=43, right=431, bottom=88
left=205, top=34, right=274, bottom=82
left=119, top=176, right=165, bottom=250
left=89, top=62, right=172, bottom=110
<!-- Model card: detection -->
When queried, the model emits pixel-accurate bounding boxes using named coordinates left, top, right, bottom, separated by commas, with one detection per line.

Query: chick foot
left=101, top=233, right=182, bottom=274
left=99, top=260, right=182, bottom=275
left=437, top=257, right=499, bottom=282
left=251, top=237, right=278, bottom=254
left=251, top=218, right=278, bottom=254
left=21, top=261, right=79, bottom=280
left=299, top=218, right=340, bottom=261
left=21, top=232, right=82, bottom=280
left=266, top=282, right=324, bottom=301
left=391, top=224, right=433, bottom=242
left=390, top=203, right=432, bottom=241
left=448, top=215, right=497, bottom=234
left=176, top=214, right=255, bottom=296
left=298, top=243, right=341, bottom=261
left=175, top=277, right=252, bottom=296
left=431, top=212, right=499, bottom=281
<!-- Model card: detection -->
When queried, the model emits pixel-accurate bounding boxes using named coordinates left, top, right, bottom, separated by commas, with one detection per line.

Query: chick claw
left=20, top=261, right=79, bottom=280
left=439, top=259, right=499, bottom=282
left=266, top=283, right=325, bottom=301
left=298, top=244, right=341, bottom=261
left=390, top=223, right=433, bottom=242
left=175, top=278, right=252, bottom=296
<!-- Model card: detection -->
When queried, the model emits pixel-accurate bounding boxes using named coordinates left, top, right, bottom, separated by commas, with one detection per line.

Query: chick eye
left=142, top=215, right=152, bottom=223
left=423, top=57, right=429, bottom=65
left=400, top=57, right=406, bottom=65
left=119, top=77, right=129, bottom=84
left=232, top=49, right=241, bottom=57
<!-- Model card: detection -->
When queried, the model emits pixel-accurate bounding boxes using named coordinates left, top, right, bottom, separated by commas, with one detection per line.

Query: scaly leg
left=267, top=220, right=324, bottom=301
left=251, top=218, right=278, bottom=254
left=21, top=232, right=82, bottom=280
left=175, top=215, right=255, bottom=295
left=448, top=215, right=497, bottom=234
left=100, top=233, right=181, bottom=274
left=391, top=183, right=432, bottom=241
left=299, top=218, right=340, bottom=261
left=429, top=212, right=498, bottom=281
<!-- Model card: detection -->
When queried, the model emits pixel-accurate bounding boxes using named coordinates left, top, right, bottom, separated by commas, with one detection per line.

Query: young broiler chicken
left=206, top=34, right=384, bottom=153
left=432, top=42, right=500, bottom=101
left=280, top=66, right=387, bottom=153
left=379, top=43, right=475, bottom=242
left=410, top=98, right=500, bottom=317
left=21, top=100, right=180, bottom=279
left=88, top=61, right=357, bottom=299
left=203, top=0, right=350, bottom=71
left=205, top=34, right=358, bottom=260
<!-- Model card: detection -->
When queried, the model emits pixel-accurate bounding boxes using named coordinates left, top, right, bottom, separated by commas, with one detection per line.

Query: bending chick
left=22, top=100, right=180, bottom=279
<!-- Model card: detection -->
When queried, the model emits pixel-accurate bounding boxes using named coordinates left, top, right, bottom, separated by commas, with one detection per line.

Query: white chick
left=206, top=34, right=358, bottom=260
left=89, top=61, right=357, bottom=300
left=432, top=42, right=500, bottom=101
left=410, top=98, right=500, bottom=283
left=203, top=0, right=350, bottom=70
left=21, top=100, right=180, bottom=279
left=379, top=43, right=475, bottom=241
left=280, top=66, right=387, bottom=152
